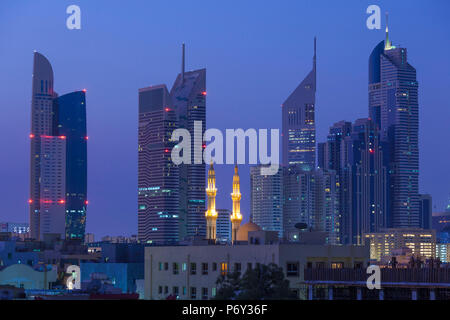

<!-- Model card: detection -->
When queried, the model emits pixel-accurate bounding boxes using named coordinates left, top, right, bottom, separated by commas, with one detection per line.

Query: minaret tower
left=205, top=162, right=218, bottom=241
left=230, top=165, right=243, bottom=244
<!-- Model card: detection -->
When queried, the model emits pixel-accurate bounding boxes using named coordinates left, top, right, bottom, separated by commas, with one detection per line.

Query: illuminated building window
left=220, top=262, right=228, bottom=276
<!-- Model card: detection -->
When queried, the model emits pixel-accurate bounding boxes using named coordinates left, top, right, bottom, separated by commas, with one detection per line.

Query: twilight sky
left=0, top=0, right=449, bottom=238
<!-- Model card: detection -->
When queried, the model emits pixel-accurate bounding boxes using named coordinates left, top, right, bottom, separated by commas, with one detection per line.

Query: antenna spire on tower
left=182, top=43, right=185, bottom=83
left=313, top=37, right=317, bottom=89
left=385, top=12, right=392, bottom=50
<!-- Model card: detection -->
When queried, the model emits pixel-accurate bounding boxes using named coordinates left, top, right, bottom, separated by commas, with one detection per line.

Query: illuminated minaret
left=230, top=165, right=243, bottom=243
left=205, top=162, right=218, bottom=241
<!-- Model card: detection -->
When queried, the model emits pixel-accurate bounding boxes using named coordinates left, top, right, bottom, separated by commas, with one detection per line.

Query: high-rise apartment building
left=282, top=166, right=339, bottom=244
left=250, top=165, right=283, bottom=237
left=216, top=209, right=231, bottom=243
left=343, top=118, right=388, bottom=244
left=320, top=121, right=352, bottom=244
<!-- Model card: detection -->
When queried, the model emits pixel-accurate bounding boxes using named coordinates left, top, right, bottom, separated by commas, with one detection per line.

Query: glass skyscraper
left=282, top=38, right=316, bottom=171
left=55, top=91, right=88, bottom=240
left=368, top=27, right=420, bottom=228
left=343, top=118, right=388, bottom=244
left=137, top=45, right=206, bottom=243
left=29, top=52, right=87, bottom=240
left=138, top=85, right=179, bottom=244
left=170, top=45, right=206, bottom=239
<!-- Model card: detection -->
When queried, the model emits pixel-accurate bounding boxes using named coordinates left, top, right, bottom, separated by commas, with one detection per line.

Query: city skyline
left=0, top=1, right=449, bottom=237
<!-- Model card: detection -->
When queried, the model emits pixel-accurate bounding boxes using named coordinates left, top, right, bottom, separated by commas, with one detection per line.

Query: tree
left=214, top=271, right=241, bottom=300
left=214, top=263, right=296, bottom=300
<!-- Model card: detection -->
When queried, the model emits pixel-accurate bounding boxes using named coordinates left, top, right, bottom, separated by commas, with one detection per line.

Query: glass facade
left=55, top=91, right=88, bottom=240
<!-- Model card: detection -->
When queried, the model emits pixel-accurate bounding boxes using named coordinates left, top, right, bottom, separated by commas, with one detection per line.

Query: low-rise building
left=0, top=264, right=57, bottom=290
left=144, top=229, right=369, bottom=300
left=363, top=228, right=436, bottom=262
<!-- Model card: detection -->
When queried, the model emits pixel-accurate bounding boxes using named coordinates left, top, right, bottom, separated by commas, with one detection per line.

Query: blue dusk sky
left=0, top=0, right=449, bottom=238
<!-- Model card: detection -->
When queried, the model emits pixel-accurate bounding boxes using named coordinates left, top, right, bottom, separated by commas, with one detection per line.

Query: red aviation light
left=85, top=200, right=89, bottom=205
left=202, top=143, right=206, bottom=149
left=201, top=91, right=207, bottom=96
left=29, top=134, right=35, bottom=139
left=59, top=136, right=66, bottom=140
left=82, top=89, right=87, bottom=93
left=42, top=200, right=53, bottom=204
left=58, top=199, right=66, bottom=204
left=85, top=136, right=89, bottom=140
left=164, top=148, right=170, bottom=153
left=369, top=148, right=375, bottom=154
left=165, top=108, right=171, bottom=112
left=28, top=199, right=33, bottom=204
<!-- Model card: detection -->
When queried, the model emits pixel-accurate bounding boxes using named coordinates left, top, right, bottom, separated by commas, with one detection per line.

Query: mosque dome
left=236, top=222, right=262, bottom=241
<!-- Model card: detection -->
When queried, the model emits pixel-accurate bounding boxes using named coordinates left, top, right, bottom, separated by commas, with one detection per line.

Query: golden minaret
left=230, top=165, right=243, bottom=243
left=205, top=162, right=218, bottom=241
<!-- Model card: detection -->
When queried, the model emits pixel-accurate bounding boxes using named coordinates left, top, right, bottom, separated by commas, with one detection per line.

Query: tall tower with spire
left=368, top=14, right=419, bottom=229
left=282, top=38, right=317, bottom=170
left=170, top=44, right=206, bottom=239
left=205, top=162, right=218, bottom=241
left=230, top=165, right=243, bottom=243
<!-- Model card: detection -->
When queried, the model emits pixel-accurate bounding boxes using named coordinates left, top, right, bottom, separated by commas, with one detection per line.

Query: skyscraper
left=250, top=165, right=283, bottom=237
left=138, top=85, right=179, bottom=244
left=282, top=166, right=339, bottom=244
left=343, top=118, right=388, bottom=244
left=368, top=18, right=420, bottom=228
left=418, top=194, right=432, bottom=230
left=55, top=91, right=88, bottom=240
left=170, top=44, right=206, bottom=239
left=216, top=209, right=231, bottom=243
left=30, top=52, right=56, bottom=240
left=320, top=121, right=352, bottom=244
left=282, top=38, right=316, bottom=171
left=29, top=52, right=87, bottom=240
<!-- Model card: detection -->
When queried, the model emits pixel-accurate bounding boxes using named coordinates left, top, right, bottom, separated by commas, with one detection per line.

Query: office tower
left=216, top=209, right=231, bottom=243
left=230, top=165, right=243, bottom=243
left=29, top=52, right=87, bottom=240
left=138, top=85, right=179, bottom=244
left=368, top=17, right=420, bottom=228
left=29, top=52, right=56, bottom=239
left=343, top=118, right=388, bottom=244
left=170, top=44, right=206, bottom=239
left=205, top=163, right=217, bottom=241
left=282, top=38, right=317, bottom=170
left=250, top=165, right=283, bottom=237
left=418, top=194, right=432, bottom=230
left=55, top=91, right=88, bottom=240
left=282, top=166, right=339, bottom=243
